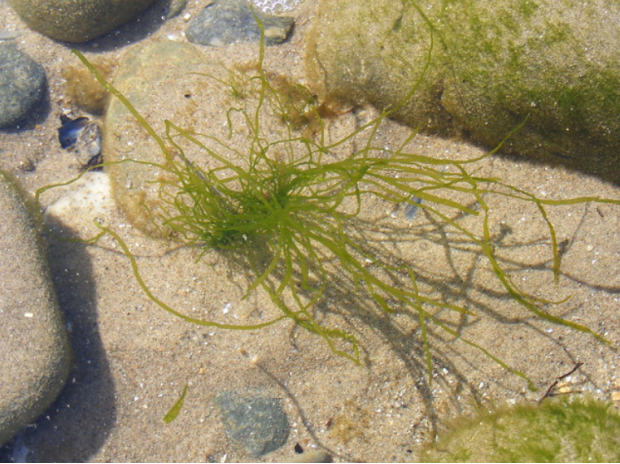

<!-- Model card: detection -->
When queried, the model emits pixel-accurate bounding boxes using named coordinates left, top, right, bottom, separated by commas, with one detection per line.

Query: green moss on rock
left=420, top=397, right=620, bottom=462
left=307, top=0, right=620, bottom=182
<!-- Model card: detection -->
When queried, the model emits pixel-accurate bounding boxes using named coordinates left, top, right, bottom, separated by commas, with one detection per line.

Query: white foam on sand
left=248, top=0, right=305, bottom=13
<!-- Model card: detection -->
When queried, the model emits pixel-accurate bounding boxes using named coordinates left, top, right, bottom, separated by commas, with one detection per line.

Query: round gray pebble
left=216, top=391, right=290, bottom=457
left=0, top=43, right=45, bottom=129
left=187, top=0, right=294, bottom=47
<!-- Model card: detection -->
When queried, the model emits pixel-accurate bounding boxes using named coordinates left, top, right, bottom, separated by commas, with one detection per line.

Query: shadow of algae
left=36, top=20, right=620, bottom=402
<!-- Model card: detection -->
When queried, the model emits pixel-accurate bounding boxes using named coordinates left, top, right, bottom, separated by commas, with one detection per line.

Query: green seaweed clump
left=420, top=397, right=620, bottom=463
left=63, top=26, right=619, bottom=386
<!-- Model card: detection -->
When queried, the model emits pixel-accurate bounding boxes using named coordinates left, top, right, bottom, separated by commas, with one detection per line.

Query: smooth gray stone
left=187, top=0, right=294, bottom=46
left=7, top=0, right=157, bottom=43
left=103, top=41, right=224, bottom=238
left=0, top=44, right=45, bottom=129
left=0, top=171, right=72, bottom=447
left=216, top=391, right=289, bottom=457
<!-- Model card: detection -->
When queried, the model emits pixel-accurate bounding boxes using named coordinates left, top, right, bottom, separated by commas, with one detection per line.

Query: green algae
left=163, top=384, right=188, bottom=424
left=420, top=397, right=620, bottom=462
left=40, top=13, right=620, bottom=392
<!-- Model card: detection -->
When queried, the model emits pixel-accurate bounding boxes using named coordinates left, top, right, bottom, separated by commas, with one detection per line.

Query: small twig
left=539, top=362, right=584, bottom=403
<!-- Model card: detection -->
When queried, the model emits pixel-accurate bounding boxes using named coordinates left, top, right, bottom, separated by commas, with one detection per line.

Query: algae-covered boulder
left=420, top=398, right=620, bottom=462
left=307, top=0, right=620, bottom=182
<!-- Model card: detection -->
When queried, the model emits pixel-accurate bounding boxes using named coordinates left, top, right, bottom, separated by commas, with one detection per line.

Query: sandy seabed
left=1, top=0, right=620, bottom=461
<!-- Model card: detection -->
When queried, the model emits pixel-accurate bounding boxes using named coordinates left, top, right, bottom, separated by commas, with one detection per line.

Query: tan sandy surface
left=1, top=0, right=620, bottom=462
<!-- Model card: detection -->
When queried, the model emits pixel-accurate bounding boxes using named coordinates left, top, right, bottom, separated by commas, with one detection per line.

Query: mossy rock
left=307, top=0, right=620, bottom=183
left=420, top=398, right=620, bottom=462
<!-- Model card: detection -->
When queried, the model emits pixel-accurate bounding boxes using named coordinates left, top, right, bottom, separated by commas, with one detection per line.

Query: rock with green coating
left=420, top=398, right=620, bottom=462
left=7, top=0, right=157, bottom=43
left=307, top=0, right=620, bottom=182
left=0, top=171, right=72, bottom=446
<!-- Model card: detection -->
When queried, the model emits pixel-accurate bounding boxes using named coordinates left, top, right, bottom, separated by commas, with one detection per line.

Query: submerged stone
left=187, top=0, right=294, bottom=46
left=215, top=391, right=289, bottom=457
left=421, top=398, right=620, bottom=462
left=0, top=43, right=46, bottom=129
left=0, top=171, right=72, bottom=446
left=7, top=0, right=157, bottom=43
left=307, top=0, right=620, bottom=183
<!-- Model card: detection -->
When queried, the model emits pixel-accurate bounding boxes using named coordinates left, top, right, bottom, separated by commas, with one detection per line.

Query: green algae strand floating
left=68, top=22, right=620, bottom=387
left=163, top=384, right=188, bottom=424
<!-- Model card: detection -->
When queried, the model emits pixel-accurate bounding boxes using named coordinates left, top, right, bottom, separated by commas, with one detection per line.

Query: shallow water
left=2, top=0, right=620, bottom=462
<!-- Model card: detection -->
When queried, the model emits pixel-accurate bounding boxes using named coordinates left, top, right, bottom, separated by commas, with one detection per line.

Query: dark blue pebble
left=186, top=0, right=294, bottom=47
left=58, top=115, right=90, bottom=149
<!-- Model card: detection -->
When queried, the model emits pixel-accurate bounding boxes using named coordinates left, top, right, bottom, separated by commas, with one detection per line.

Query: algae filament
left=68, top=22, right=619, bottom=387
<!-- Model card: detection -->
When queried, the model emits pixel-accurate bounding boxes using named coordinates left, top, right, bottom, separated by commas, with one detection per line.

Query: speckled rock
left=187, top=0, right=294, bottom=46
left=0, top=43, right=45, bottom=129
left=104, top=40, right=300, bottom=238
left=216, top=391, right=289, bottom=457
left=104, top=41, right=223, bottom=238
left=7, top=0, right=157, bottom=43
left=0, top=171, right=72, bottom=447
left=307, top=0, right=620, bottom=182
